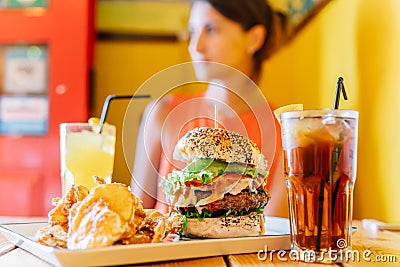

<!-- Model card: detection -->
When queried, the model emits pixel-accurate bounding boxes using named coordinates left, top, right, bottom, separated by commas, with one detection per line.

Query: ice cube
left=324, top=117, right=355, bottom=142
left=322, top=114, right=336, bottom=125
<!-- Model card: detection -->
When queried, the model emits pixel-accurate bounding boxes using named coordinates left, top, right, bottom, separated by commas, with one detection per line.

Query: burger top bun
left=173, top=127, right=267, bottom=169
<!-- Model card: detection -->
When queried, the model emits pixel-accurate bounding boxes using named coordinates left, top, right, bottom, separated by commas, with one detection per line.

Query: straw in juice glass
left=98, top=94, right=151, bottom=133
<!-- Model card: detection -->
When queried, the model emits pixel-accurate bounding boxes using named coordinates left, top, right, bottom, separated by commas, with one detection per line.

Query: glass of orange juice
left=59, top=122, right=116, bottom=194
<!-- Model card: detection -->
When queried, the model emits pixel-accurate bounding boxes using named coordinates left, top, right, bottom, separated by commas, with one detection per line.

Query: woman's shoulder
left=138, top=96, right=175, bottom=135
left=143, top=95, right=174, bottom=118
left=146, top=91, right=208, bottom=114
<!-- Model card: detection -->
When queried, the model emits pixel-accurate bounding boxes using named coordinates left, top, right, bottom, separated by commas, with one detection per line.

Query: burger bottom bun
left=183, top=213, right=264, bottom=238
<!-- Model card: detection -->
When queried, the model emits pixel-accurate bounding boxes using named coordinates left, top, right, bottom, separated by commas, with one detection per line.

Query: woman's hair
left=193, top=0, right=285, bottom=80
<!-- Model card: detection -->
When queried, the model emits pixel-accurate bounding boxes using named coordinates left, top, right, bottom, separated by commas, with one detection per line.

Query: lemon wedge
left=88, top=117, right=100, bottom=125
left=88, top=117, right=110, bottom=126
left=273, top=104, right=304, bottom=124
left=88, top=117, right=111, bottom=134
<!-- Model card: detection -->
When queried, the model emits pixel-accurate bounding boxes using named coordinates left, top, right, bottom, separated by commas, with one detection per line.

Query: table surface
left=1, top=217, right=399, bottom=267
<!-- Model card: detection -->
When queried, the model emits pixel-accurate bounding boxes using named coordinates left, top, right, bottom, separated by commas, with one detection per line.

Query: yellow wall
left=94, top=0, right=400, bottom=222
left=93, top=40, right=190, bottom=186
left=93, top=1, right=191, bottom=186
left=262, top=0, right=400, bottom=222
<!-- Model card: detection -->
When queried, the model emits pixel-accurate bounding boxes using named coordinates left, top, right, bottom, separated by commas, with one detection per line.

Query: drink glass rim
left=59, top=122, right=116, bottom=134
left=59, top=122, right=115, bottom=127
left=280, top=109, right=359, bottom=120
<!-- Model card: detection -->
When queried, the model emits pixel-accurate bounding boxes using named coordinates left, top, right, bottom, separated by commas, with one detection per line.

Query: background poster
left=3, top=45, right=47, bottom=94
left=0, top=95, right=48, bottom=135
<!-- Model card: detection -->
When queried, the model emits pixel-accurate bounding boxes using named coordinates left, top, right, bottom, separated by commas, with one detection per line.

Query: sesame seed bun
left=173, top=127, right=267, bottom=169
left=183, top=213, right=265, bottom=238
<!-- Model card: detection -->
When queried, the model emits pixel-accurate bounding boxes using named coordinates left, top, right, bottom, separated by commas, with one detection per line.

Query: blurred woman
left=131, top=0, right=289, bottom=218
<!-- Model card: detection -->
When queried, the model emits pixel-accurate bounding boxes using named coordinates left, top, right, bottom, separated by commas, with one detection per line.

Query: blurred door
left=0, top=0, right=94, bottom=215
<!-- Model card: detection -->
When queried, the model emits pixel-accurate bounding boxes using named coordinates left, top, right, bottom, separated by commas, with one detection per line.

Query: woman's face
left=188, top=1, right=255, bottom=80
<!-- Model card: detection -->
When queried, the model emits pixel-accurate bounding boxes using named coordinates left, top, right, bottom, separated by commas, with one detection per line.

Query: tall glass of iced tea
left=280, top=109, right=358, bottom=263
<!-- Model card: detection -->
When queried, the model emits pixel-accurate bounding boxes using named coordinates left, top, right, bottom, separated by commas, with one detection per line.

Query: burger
left=160, top=127, right=270, bottom=238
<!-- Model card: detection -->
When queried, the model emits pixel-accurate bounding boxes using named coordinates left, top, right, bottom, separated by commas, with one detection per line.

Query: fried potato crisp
left=35, top=177, right=183, bottom=249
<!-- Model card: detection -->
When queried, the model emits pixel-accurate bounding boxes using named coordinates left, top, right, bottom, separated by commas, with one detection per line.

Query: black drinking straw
left=316, top=77, right=348, bottom=251
left=98, top=94, right=151, bottom=133
left=334, top=77, right=348, bottom=109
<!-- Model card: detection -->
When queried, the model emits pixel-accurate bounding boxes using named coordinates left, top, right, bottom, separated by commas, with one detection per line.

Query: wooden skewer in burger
left=160, top=125, right=271, bottom=238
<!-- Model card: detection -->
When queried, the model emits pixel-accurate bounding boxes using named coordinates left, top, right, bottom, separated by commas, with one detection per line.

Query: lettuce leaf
left=165, top=158, right=268, bottom=186
left=182, top=207, right=265, bottom=220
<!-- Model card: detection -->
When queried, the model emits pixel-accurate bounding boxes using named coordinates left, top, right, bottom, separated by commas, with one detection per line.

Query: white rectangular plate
left=0, top=216, right=290, bottom=267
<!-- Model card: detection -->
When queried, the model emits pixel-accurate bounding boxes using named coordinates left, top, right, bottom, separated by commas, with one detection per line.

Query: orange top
left=155, top=92, right=281, bottom=212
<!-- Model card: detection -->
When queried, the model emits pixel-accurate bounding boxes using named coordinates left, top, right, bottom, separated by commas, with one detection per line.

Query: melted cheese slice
left=167, top=173, right=266, bottom=213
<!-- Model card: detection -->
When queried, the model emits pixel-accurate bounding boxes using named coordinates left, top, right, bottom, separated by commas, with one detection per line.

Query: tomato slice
left=184, top=173, right=247, bottom=188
